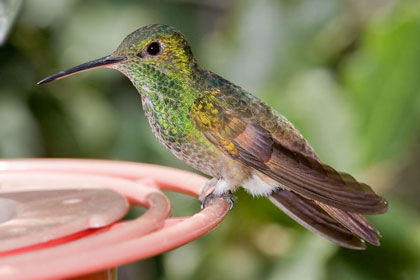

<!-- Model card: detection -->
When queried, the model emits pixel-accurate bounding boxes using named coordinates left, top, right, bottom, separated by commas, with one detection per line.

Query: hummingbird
left=38, top=24, right=388, bottom=249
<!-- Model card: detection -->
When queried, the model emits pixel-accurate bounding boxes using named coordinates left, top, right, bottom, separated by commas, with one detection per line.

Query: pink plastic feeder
left=0, top=159, right=230, bottom=280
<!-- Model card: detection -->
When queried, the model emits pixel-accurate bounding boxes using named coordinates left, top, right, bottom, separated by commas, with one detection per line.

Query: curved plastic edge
left=0, top=159, right=208, bottom=196
left=0, top=159, right=230, bottom=280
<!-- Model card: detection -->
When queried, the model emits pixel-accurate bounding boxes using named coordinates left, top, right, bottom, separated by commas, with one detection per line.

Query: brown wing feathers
left=269, top=190, right=381, bottom=248
left=233, top=123, right=273, bottom=162
left=264, top=141, right=387, bottom=214
left=269, top=190, right=377, bottom=249
left=193, top=100, right=387, bottom=248
left=316, top=202, right=381, bottom=246
left=231, top=122, right=388, bottom=215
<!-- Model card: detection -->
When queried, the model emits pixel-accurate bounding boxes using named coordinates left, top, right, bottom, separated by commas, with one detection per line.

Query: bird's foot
left=199, top=178, right=234, bottom=209
left=201, top=191, right=234, bottom=210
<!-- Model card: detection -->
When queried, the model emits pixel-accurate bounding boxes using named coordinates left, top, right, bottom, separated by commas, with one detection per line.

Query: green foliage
left=343, top=1, right=420, bottom=164
left=1, top=0, right=419, bottom=279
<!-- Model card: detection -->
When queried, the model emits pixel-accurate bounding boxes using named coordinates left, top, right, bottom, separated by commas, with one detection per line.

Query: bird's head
left=38, top=24, right=196, bottom=86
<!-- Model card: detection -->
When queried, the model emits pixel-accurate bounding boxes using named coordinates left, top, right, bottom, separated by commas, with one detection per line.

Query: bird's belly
left=143, top=104, right=257, bottom=189
left=152, top=117, right=276, bottom=196
left=174, top=141, right=224, bottom=177
left=146, top=116, right=224, bottom=177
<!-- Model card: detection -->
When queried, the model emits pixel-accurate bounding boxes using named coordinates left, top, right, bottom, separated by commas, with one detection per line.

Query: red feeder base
left=0, top=159, right=230, bottom=280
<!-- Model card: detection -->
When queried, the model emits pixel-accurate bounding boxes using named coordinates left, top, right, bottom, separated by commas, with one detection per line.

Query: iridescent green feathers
left=113, top=24, right=196, bottom=80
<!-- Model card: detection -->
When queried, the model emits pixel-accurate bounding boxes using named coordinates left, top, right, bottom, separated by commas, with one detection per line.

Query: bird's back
left=198, top=70, right=319, bottom=161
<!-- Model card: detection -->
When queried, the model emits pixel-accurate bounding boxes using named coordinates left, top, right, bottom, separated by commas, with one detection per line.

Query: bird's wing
left=269, top=189, right=380, bottom=249
left=190, top=92, right=387, bottom=214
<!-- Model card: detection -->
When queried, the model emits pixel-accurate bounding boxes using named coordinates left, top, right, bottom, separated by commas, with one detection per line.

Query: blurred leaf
left=61, top=84, right=118, bottom=157
left=266, top=69, right=359, bottom=170
left=0, top=0, right=22, bottom=45
left=342, top=1, right=420, bottom=164
left=0, top=92, right=42, bottom=157
left=269, top=235, right=337, bottom=280
left=19, top=0, right=73, bottom=29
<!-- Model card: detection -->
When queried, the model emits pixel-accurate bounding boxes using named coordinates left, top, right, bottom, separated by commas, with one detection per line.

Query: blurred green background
left=1, top=0, right=420, bottom=279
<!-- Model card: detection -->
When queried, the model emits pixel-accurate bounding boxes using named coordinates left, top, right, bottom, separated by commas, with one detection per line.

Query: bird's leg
left=199, top=177, right=218, bottom=204
left=199, top=178, right=234, bottom=209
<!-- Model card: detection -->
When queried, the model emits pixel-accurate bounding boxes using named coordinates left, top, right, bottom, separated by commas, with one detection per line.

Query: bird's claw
left=199, top=178, right=235, bottom=209
left=200, top=191, right=234, bottom=210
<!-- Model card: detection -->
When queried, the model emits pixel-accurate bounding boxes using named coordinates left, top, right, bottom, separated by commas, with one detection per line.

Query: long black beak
left=37, top=55, right=126, bottom=85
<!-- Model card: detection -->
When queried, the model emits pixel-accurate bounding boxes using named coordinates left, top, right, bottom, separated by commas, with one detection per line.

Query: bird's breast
left=141, top=95, right=226, bottom=177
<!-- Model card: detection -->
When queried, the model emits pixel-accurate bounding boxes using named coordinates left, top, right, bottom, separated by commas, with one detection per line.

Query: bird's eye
left=146, top=42, right=161, bottom=56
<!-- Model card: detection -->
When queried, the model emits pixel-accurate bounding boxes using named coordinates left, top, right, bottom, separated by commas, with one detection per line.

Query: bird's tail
left=268, top=189, right=381, bottom=249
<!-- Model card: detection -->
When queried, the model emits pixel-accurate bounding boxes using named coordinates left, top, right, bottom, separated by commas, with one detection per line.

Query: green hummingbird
left=38, top=24, right=388, bottom=249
